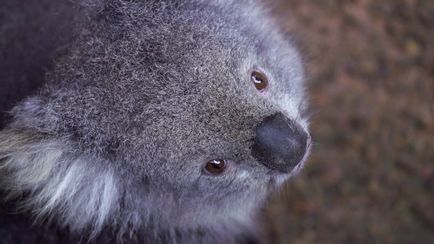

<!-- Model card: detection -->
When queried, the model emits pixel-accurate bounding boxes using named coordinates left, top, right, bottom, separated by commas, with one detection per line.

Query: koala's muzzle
left=252, top=113, right=308, bottom=173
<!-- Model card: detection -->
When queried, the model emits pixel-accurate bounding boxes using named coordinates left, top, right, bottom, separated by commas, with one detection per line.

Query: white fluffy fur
left=0, top=130, right=118, bottom=236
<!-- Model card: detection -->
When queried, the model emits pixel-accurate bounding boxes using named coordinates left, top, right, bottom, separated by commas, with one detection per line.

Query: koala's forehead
left=129, top=1, right=302, bottom=92
left=162, top=2, right=304, bottom=98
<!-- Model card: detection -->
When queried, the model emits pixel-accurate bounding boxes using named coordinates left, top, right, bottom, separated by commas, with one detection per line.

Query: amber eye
left=251, top=70, right=269, bottom=91
left=204, top=159, right=227, bottom=175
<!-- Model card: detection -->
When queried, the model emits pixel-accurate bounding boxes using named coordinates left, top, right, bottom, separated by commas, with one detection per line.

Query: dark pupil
left=251, top=71, right=268, bottom=91
left=252, top=74, right=263, bottom=83
left=205, top=159, right=226, bottom=174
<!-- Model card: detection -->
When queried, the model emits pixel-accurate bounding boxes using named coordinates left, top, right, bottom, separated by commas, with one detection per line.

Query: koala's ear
left=0, top=129, right=119, bottom=236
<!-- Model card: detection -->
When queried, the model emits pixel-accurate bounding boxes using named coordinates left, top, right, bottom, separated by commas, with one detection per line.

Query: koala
left=0, top=0, right=311, bottom=243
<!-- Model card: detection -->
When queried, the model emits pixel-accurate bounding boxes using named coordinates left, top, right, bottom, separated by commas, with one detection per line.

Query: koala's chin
left=0, top=0, right=310, bottom=243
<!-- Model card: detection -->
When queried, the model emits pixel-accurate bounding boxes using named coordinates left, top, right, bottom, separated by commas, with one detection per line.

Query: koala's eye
left=204, top=159, right=227, bottom=175
left=251, top=70, right=268, bottom=92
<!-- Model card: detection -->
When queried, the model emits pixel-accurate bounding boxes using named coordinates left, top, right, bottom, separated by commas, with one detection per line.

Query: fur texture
left=0, top=130, right=118, bottom=237
left=0, top=0, right=310, bottom=243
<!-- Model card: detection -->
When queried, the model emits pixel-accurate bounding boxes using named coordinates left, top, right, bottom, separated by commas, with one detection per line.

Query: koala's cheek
left=236, top=169, right=250, bottom=181
left=269, top=174, right=291, bottom=189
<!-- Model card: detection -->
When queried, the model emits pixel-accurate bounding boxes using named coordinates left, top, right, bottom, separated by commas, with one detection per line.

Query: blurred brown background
left=262, top=0, right=433, bottom=243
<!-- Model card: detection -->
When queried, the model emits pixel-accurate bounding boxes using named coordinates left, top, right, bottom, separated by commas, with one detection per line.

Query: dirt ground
left=261, top=0, right=433, bottom=243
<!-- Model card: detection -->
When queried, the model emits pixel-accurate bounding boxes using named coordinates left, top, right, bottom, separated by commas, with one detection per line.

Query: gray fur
left=0, top=0, right=309, bottom=243
left=0, top=130, right=118, bottom=237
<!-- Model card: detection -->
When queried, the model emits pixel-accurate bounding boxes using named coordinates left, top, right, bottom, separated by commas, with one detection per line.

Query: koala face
left=0, top=0, right=310, bottom=242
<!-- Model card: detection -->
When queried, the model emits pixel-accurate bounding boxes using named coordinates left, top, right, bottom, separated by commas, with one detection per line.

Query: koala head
left=0, top=0, right=310, bottom=242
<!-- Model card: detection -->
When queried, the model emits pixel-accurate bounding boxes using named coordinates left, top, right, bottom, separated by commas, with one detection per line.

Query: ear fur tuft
left=0, top=129, right=119, bottom=236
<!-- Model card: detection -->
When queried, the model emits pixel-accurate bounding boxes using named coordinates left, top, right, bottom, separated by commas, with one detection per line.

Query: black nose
left=252, top=113, right=309, bottom=173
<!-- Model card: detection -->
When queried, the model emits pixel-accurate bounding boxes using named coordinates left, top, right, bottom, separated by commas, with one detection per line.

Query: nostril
left=252, top=113, right=308, bottom=173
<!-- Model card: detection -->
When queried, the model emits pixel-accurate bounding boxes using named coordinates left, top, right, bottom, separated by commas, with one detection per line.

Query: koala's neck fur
left=0, top=130, right=258, bottom=243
